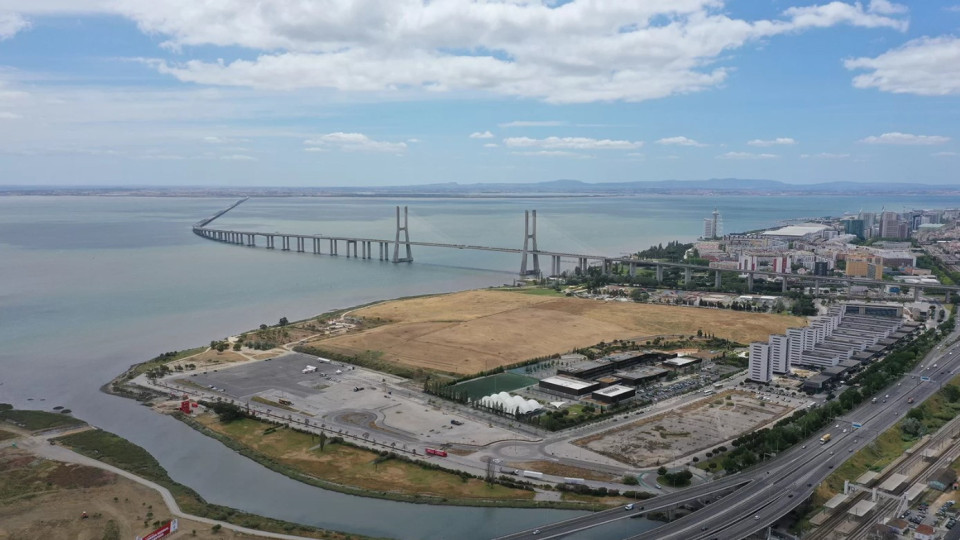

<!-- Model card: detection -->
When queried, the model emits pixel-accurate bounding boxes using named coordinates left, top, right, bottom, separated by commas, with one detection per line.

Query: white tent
left=479, top=391, right=542, bottom=415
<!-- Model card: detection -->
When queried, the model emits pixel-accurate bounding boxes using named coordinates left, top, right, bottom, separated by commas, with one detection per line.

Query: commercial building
left=591, top=385, right=636, bottom=404
left=846, top=254, right=884, bottom=280
left=538, top=376, right=600, bottom=397
left=557, top=351, right=672, bottom=380
left=802, top=374, right=831, bottom=392
left=663, top=356, right=701, bottom=370
left=749, top=342, right=772, bottom=383
left=814, top=261, right=829, bottom=276
left=614, top=366, right=668, bottom=386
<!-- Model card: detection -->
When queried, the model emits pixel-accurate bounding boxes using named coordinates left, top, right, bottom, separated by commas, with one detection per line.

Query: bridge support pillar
left=282, top=236, right=290, bottom=251
left=945, top=291, right=951, bottom=303
left=266, top=235, right=274, bottom=249
left=747, top=273, right=754, bottom=293
left=628, top=263, right=636, bottom=277
left=914, top=286, right=920, bottom=301
left=297, top=238, right=304, bottom=252
left=782, top=278, right=788, bottom=293
left=249, top=234, right=256, bottom=247
left=579, top=258, right=587, bottom=274
left=813, top=279, right=821, bottom=295
left=393, top=206, right=413, bottom=263
left=549, top=256, right=561, bottom=277
left=656, top=264, right=663, bottom=284
left=684, top=267, right=692, bottom=285
left=715, top=270, right=722, bottom=289
left=519, top=210, right=540, bottom=277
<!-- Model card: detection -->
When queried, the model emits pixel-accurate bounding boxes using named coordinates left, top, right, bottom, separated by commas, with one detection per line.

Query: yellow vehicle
left=819, top=433, right=831, bottom=444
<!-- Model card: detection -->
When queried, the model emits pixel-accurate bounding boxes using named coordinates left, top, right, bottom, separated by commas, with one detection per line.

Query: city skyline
left=0, top=1, right=959, bottom=186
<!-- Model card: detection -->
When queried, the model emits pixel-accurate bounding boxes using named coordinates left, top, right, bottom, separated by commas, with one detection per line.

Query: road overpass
left=193, top=200, right=959, bottom=300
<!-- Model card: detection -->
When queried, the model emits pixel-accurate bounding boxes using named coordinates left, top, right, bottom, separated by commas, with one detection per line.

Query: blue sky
left=0, top=1, right=958, bottom=186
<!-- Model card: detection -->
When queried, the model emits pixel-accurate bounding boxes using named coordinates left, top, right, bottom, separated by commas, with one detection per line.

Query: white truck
left=302, top=365, right=317, bottom=374
left=522, top=470, right=544, bottom=479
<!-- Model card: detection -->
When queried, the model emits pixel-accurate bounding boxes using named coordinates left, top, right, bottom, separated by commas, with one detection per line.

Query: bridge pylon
left=520, top=210, right=540, bottom=277
left=392, top=206, right=413, bottom=263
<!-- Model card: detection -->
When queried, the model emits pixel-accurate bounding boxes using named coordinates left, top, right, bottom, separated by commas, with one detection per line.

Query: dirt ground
left=309, top=289, right=803, bottom=375
left=576, top=391, right=792, bottom=467
left=0, top=448, right=259, bottom=540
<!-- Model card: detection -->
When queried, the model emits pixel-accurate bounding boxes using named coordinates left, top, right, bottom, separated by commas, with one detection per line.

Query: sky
left=0, top=1, right=959, bottom=187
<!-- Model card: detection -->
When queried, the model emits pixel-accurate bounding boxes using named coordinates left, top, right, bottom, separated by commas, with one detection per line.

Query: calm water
left=1, top=194, right=958, bottom=539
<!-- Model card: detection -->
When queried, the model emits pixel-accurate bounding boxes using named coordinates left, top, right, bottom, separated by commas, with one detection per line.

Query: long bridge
left=193, top=199, right=959, bottom=300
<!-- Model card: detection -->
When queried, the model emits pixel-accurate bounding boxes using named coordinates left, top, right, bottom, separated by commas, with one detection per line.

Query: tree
left=657, top=466, right=668, bottom=476
left=622, top=475, right=639, bottom=485
left=279, top=317, right=289, bottom=326
left=259, top=324, right=268, bottom=330
left=318, top=431, right=327, bottom=452
left=901, top=417, right=924, bottom=438
left=210, top=402, right=245, bottom=423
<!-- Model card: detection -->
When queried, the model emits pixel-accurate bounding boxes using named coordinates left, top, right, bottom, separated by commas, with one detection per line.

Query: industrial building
left=662, top=356, right=701, bottom=370
left=614, top=366, right=668, bottom=386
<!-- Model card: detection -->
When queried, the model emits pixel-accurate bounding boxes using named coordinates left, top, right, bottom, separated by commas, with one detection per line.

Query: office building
left=846, top=254, right=884, bottom=280
left=702, top=209, right=722, bottom=239
left=843, top=219, right=865, bottom=240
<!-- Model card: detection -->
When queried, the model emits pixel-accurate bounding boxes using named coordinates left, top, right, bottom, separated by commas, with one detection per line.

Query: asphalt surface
left=496, top=328, right=960, bottom=540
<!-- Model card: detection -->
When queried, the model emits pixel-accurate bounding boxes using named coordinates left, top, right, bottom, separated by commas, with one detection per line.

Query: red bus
left=425, top=448, right=447, bottom=457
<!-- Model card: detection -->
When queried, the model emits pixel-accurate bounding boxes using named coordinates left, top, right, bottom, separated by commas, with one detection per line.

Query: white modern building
left=769, top=334, right=790, bottom=374
left=749, top=342, right=772, bottom=383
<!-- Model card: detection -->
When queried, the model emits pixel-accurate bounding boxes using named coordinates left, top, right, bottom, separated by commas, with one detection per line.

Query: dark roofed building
left=929, top=467, right=958, bottom=491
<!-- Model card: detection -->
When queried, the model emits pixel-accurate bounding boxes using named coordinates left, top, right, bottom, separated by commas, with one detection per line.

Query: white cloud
left=868, top=0, right=908, bottom=15
left=203, top=136, right=228, bottom=144
left=0, top=12, right=29, bottom=41
left=801, top=152, right=850, bottom=159
left=483, top=143, right=498, bottom=148
left=932, top=151, right=958, bottom=157
left=718, top=151, right=778, bottom=159
left=511, top=150, right=592, bottom=158
left=656, top=136, right=706, bottom=147
left=220, top=154, right=256, bottom=161
left=860, top=132, right=950, bottom=145
left=406, top=138, right=420, bottom=143
left=504, top=136, right=642, bottom=150
left=845, top=37, right=960, bottom=96
left=304, top=132, right=407, bottom=153
left=469, top=131, right=494, bottom=139
left=0, top=111, right=22, bottom=119
left=748, top=137, right=796, bottom=147
left=499, top=121, right=566, bottom=128
left=5, top=0, right=895, bottom=103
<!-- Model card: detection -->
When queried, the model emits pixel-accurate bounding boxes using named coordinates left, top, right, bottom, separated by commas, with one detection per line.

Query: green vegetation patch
left=451, top=372, right=539, bottom=400
left=498, top=287, right=564, bottom=297
left=0, top=407, right=85, bottom=431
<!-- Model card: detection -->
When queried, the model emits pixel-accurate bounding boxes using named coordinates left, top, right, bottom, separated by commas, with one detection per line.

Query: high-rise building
left=787, top=327, right=806, bottom=367
left=749, top=342, right=772, bottom=383
left=879, top=211, right=906, bottom=239
left=702, top=209, right=722, bottom=239
left=814, top=261, right=829, bottom=276
left=769, top=334, right=790, bottom=374
left=843, top=219, right=865, bottom=240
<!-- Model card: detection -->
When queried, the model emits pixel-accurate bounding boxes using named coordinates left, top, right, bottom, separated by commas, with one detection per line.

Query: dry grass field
left=306, top=289, right=804, bottom=375
left=0, top=448, right=262, bottom=540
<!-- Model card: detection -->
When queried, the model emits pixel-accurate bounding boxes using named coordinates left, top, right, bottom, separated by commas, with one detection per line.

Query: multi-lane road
left=497, top=327, right=960, bottom=540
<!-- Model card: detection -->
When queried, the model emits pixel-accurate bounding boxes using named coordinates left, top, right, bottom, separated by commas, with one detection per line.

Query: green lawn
left=0, top=408, right=85, bottom=431
left=452, top=372, right=539, bottom=400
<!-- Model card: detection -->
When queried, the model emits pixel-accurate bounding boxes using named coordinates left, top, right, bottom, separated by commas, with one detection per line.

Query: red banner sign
left=136, top=518, right=178, bottom=540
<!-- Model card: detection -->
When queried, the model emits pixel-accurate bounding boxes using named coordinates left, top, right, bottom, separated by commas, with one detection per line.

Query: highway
left=496, top=327, right=960, bottom=540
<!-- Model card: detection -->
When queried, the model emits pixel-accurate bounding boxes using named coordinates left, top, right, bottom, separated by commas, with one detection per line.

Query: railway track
left=808, top=411, right=960, bottom=539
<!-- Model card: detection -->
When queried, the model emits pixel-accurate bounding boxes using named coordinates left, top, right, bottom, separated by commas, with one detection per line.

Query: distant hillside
left=1, top=178, right=958, bottom=197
